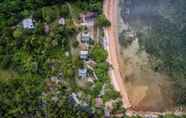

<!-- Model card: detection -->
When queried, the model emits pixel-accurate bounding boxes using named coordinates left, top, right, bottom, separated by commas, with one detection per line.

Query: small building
left=57, top=72, right=64, bottom=80
left=69, top=93, right=80, bottom=105
left=144, top=115, right=158, bottom=118
left=65, top=51, right=70, bottom=57
left=81, top=32, right=91, bottom=43
left=78, top=68, right=87, bottom=79
left=104, top=107, right=111, bottom=118
left=80, top=12, right=97, bottom=23
left=51, top=96, right=59, bottom=103
left=44, top=23, right=49, bottom=33
left=50, top=76, right=61, bottom=84
left=22, top=18, right=34, bottom=29
left=58, top=17, right=65, bottom=25
left=80, top=50, right=89, bottom=60
left=127, top=32, right=135, bottom=38
left=79, top=102, right=92, bottom=113
left=96, top=97, right=103, bottom=108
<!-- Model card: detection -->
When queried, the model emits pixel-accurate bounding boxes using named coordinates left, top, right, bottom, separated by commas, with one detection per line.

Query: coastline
left=116, top=0, right=130, bottom=80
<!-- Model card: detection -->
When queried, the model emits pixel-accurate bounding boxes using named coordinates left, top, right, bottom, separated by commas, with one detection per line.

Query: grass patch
left=0, top=69, right=17, bottom=80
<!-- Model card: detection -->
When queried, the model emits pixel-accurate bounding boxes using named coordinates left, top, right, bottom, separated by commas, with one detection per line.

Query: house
left=22, top=18, right=34, bottom=29
left=78, top=68, right=87, bottom=79
left=58, top=17, right=65, bottom=25
left=104, top=107, right=111, bottom=118
left=95, top=97, right=103, bottom=108
left=51, top=96, right=59, bottom=103
left=144, top=115, right=158, bottom=118
left=50, top=76, right=61, bottom=84
left=44, top=23, right=49, bottom=33
left=79, top=102, right=92, bottom=113
left=80, top=12, right=97, bottom=23
left=80, top=50, right=89, bottom=60
left=127, top=31, right=135, bottom=38
left=69, top=93, right=80, bottom=105
left=81, top=32, right=91, bottom=43
left=57, top=72, right=64, bottom=80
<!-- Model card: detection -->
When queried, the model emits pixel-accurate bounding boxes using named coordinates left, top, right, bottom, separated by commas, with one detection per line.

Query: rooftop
left=82, top=32, right=90, bottom=37
left=22, top=18, right=34, bottom=29
left=79, top=68, right=87, bottom=78
left=44, top=23, right=49, bottom=33
left=81, top=32, right=91, bottom=43
left=69, top=93, right=80, bottom=105
left=80, top=12, right=97, bottom=23
left=80, top=50, right=88, bottom=55
left=80, top=12, right=97, bottom=18
left=58, top=17, right=65, bottom=25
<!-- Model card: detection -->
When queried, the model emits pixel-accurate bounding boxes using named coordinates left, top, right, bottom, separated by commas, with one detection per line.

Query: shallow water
left=119, top=0, right=168, bottom=30
left=118, top=0, right=175, bottom=111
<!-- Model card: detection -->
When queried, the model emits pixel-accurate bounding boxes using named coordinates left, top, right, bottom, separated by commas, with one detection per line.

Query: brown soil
left=121, top=39, right=175, bottom=112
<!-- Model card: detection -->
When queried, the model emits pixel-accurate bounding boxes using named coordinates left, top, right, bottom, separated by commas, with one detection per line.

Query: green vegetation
left=159, top=115, right=186, bottom=118
left=0, top=0, right=123, bottom=117
left=103, top=82, right=120, bottom=101
left=89, top=44, right=120, bottom=103
left=95, top=62, right=109, bottom=81
left=90, top=44, right=109, bottom=97
left=121, top=115, right=186, bottom=118
left=96, top=14, right=111, bottom=27
left=90, top=44, right=108, bottom=63
left=0, top=0, right=107, bottom=117
left=0, top=74, right=43, bottom=117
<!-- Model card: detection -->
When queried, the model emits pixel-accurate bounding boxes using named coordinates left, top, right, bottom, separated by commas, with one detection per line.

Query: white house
left=58, top=17, right=65, bottom=25
left=104, top=107, right=111, bottom=118
left=69, top=93, right=80, bottom=105
left=80, top=51, right=89, bottom=60
left=80, top=12, right=97, bottom=23
left=78, top=68, right=87, bottom=79
left=44, top=23, right=49, bottom=33
left=81, top=32, right=91, bottom=43
left=22, top=18, right=34, bottom=29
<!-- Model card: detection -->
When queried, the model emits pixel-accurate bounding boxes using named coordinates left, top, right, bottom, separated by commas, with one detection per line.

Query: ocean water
left=118, top=0, right=175, bottom=111
left=119, top=0, right=169, bottom=31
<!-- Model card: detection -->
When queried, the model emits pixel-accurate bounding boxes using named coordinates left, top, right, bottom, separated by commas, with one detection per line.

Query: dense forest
left=0, top=0, right=106, bottom=117
left=120, top=0, right=186, bottom=106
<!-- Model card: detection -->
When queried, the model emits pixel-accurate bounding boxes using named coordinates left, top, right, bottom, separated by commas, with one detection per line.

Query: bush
left=96, top=15, right=111, bottom=27
left=95, top=62, right=109, bottom=81
left=13, top=28, right=23, bottom=38
left=72, top=40, right=79, bottom=48
left=90, top=45, right=107, bottom=63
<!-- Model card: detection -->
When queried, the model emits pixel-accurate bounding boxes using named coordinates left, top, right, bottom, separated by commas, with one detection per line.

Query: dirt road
left=103, top=0, right=131, bottom=108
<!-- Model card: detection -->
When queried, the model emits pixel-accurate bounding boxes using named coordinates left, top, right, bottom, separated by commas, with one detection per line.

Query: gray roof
left=80, top=51, right=88, bottom=55
left=104, top=111, right=110, bottom=118
left=79, top=68, right=87, bottom=78
left=69, top=93, right=80, bottom=105
left=82, top=32, right=90, bottom=38
left=80, top=51, right=88, bottom=59
left=22, top=18, right=34, bottom=29
left=81, top=32, right=91, bottom=42
left=58, top=17, right=65, bottom=25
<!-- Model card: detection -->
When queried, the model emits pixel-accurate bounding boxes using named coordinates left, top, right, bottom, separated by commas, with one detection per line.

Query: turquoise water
left=119, top=0, right=168, bottom=29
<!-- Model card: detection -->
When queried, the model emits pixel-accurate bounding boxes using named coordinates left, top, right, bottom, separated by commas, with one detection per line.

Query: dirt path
left=103, top=0, right=131, bottom=109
